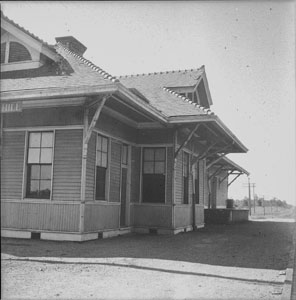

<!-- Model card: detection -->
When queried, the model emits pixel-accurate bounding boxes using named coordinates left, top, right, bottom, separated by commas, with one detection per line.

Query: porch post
left=172, top=129, right=178, bottom=230
left=79, top=95, right=110, bottom=234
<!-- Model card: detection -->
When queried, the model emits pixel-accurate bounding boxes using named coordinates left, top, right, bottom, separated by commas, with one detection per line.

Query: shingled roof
left=0, top=13, right=248, bottom=153
left=118, top=68, right=214, bottom=117
left=1, top=10, right=217, bottom=118
left=1, top=43, right=119, bottom=92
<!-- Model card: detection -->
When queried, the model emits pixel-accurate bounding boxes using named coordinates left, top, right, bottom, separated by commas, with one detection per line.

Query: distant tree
left=243, top=196, right=249, bottom=207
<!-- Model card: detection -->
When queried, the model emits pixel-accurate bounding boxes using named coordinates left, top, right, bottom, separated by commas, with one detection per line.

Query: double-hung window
left=142, top=148, right=166, bottom=203
left=26, top=132, right=53, bottom=199
left=183, top=151, right=189, bottom=204
left=95, top=135, right=108, bottom=200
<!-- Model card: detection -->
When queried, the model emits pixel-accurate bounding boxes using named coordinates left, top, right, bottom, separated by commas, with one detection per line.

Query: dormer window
left=171, top=88, right=200, bottom=105
left=168, top=77, right=211, bottom=109
left=1, top=18, right=58, bottom=74
left=179, top=92, right=198, bottom=103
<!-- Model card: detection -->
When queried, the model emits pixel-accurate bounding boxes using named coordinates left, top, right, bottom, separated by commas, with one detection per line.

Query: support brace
left=202, top=122, right=218, bottom=137
left=208, top=165, right=224, bottom=180
left=174, top=123, right=200, bottom=158
left=228, top=173, right=243, bottom=187
left=84, top=95, right=110, bottom=144
left=220, top=170, right=235, bottom=183
left=191, top=142, right=217, bottom=166
left=206, top=153, right=227, bottom=170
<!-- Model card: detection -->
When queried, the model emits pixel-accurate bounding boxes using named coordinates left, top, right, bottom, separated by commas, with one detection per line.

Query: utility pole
left=251, top=183, right=256, bottom=213
left=243, top=177, right=255, bottom=216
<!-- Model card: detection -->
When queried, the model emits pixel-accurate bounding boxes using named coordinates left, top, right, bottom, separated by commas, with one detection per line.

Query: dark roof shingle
left=118, top=68, right=214, bottom=117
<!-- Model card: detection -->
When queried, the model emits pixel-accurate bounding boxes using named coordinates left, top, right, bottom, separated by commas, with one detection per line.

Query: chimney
left=55, top=36, right=87, bottom=56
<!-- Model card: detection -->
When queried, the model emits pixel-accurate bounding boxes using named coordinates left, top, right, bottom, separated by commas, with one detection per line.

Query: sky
left=1, top=1, right=295, bottom=204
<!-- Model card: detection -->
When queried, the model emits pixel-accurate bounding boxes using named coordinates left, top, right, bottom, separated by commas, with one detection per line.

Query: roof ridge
left=163, top=87, right=215, bottom=116
left=56, top=43, right=119, bottom=83
left=1, top=10, right=54, bottom=49
left=118, top=66, right=205, bottom=79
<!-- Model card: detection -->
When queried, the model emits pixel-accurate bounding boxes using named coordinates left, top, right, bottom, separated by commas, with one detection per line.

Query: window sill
left=133, top=202, right=169, bottom=206
left=2, top=199, right=80, bottom=205
left=1, top=60, right=42, bottom=72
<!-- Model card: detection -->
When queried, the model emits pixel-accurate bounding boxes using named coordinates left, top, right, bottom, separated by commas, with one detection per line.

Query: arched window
left=1, top=43, right=6, bottom=63
left=8, top=41, right=32, bottom=63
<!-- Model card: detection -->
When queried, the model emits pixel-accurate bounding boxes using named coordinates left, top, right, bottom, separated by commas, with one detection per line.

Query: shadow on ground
left=2, top=220, right=295, bottom=270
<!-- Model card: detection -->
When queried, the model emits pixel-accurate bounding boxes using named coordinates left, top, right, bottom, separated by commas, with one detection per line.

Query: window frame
left=25, top=131, right=55, bottom=200
left=141, top=147, right=166, bottom=204
left=182, top=151, right=190, bottom=204
left=193, top=163, right=200, bottom=204
left=95, top=134, right=109, bottom=201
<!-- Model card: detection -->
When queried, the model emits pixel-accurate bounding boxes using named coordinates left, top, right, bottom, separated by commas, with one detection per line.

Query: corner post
left=79, top=107, right=89, bottom=234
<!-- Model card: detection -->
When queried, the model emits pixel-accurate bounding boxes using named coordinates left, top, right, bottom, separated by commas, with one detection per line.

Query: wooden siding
left=4, top=107, right=83, bottom=128
left=174, top=152, right=183, bottom=204
left=96, top=113, right=137, bottom=143
left=1, top=201, right=80, bottom=232
left=85, top=132, right=96, bottom=201
left=130, top=146, right=141, bottom=203
left=131, top=204, right=172, bottom=228
left=52, top=129, right=83, bottom=201
left=174, top=205, right=192, bottom=228
left=1, top=131, right=25, bottom=200
left=84, top=203, right=120, bottom=231
left=109, top=141, right=121, bottom=202
left=137, top=128, right=174, bottom=144
left=166, top=147, right=173, bottom=203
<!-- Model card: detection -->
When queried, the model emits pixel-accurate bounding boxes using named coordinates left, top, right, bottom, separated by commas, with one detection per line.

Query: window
left=122, top=144, right=128, bottom=166
left=95, top=135, right=108, bottom=200
left=142, top=148, right=166, bottom=203
left=26, top=132, right=53, bottom=199
left=183, top=152, right=189, bottom=204
left=8, top=42, right=32, bottom=63
left=179, top=91, right=198, bottom=104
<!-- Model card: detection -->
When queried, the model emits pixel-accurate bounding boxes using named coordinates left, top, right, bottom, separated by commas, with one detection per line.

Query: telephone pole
left=243, top=177, right=256, bottom=216
left=251, top=183, right=256, bottom=213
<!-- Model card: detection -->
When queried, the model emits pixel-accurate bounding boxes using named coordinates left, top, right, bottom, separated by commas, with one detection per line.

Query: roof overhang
left=169, top=115, right=248, bottom=153
left=0, top=81, right=168, bottom=125
left=209, top=155, right=250, bottom=176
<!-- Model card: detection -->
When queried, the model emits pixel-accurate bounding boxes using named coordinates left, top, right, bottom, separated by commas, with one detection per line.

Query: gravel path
left=1, top=219, right=295, bottom=300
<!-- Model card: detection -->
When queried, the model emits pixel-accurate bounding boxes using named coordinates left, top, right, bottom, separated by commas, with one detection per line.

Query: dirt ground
left=1, top=212, right=295, bottom=300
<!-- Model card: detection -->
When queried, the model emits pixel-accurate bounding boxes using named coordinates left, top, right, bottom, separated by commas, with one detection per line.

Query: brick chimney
left=55, top=36, right=87, bottom=56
